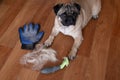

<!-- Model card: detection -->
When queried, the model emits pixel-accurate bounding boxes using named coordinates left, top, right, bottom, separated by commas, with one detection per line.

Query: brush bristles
left=20, top=44, right=58, bottom=70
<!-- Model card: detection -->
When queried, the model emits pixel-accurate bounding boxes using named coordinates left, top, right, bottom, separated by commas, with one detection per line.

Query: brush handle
left=41, top=66, right=60, bottom=74
left=41, top=57, right=69, bottom=74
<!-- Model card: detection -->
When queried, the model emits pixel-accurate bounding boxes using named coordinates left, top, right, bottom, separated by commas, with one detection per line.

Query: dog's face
left=53, top=3, right=81, bottom=26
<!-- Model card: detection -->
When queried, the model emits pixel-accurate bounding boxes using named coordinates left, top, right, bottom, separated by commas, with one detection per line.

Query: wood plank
left=105, top=0, right=120, bottom=79
left=0, top=0, right=27, bottom=37
left=0, top=41, right=30, bottom=80
left=63, top=56, right=89, bottom=80
left=0, top=45, right=12, bottom=70
left=85, top=0, right=116, bottom=79
left=105, top=37, right=120, bottom=80
left=0, top=0, right=45, bottom=48
left=0, top=4, right=9, bottom=21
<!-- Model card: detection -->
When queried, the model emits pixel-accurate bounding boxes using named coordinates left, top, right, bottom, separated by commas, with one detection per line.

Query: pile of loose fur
left=20, top=44, right=58, bottom=70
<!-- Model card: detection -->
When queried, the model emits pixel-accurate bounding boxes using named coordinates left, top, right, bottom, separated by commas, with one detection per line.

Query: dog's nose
left=66, top=17, right=75, bottom=25
left=62, top=17, right=75, bottom=26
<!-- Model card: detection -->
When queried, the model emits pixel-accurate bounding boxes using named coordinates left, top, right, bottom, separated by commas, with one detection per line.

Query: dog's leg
left=92, top=15, right=99, bottom=19
left=92, top=0, right=101, bottom=19
left=68, top=33, right=83, bottom=60
left=44, top=27, right=59, bottom=46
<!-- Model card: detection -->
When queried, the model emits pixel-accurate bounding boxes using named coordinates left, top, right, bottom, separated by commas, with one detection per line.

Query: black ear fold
left=53, top=4, right=63, bottom=15
left=74, top=3, right=81, bottom=12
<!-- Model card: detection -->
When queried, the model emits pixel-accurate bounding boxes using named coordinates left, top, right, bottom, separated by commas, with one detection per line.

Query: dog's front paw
left=68, top=52, right=76, bottom=60
left=44, top=39, right=52, bottom=47
left=92, top=15, right=99, bottom=19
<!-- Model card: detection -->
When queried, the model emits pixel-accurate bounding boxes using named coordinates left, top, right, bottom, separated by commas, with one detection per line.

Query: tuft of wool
left=20, top=44, right=57, bottom=70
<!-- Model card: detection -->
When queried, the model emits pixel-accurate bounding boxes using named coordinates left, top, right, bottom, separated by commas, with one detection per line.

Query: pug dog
left=44, top=0, right=101, bottom=60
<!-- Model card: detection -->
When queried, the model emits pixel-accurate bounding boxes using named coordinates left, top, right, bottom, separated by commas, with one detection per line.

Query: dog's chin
left=59, top=18, right=76, bottom=26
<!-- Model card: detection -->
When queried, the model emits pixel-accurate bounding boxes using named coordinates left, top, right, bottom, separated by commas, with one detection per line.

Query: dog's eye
left=63, top=14, right=66, bottom=16
left=61, top=13, right=66, bottom=17
left=59, top=14, right=66, bottom=19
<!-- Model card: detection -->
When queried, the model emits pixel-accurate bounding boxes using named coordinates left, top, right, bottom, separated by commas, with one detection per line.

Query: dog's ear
left=74, top=3, right=81, bottom=12
left=53, top=4, right=63, bottom=15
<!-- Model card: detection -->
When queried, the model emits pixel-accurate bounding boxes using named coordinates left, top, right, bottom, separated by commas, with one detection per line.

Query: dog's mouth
left=59, top=12, right=78, bottom=26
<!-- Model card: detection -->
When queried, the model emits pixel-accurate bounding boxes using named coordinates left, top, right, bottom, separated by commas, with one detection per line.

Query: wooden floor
left=0, top=0, right=120, bottom=80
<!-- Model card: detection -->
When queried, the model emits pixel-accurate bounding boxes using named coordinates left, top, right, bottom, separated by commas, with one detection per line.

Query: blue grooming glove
left=19, top=23, right=44, bottom=50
